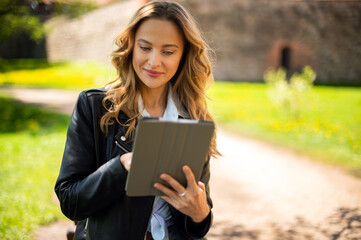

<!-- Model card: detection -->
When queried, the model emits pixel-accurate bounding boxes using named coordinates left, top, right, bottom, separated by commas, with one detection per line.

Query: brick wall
left=185, top=0, right=361, bottom=84
left=45, top=0, right=141, bottom=66
left=46, top=0, right=361, bottom=84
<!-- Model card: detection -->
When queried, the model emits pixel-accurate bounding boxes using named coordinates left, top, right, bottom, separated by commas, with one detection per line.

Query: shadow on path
left=207, top=207, right=361, bottom=240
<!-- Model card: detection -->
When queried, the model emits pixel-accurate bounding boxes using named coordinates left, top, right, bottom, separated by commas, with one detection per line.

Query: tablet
left=125, top=118, right=214, bottom=196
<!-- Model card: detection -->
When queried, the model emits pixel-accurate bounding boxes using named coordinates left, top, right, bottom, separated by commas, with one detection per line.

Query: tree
left=0, top=0, right=96, bottom=43
left=0, top=0, right=46, bottom=43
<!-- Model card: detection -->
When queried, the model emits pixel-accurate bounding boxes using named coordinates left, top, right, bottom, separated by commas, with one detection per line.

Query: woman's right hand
left=120, top=152, right=133, bottom=171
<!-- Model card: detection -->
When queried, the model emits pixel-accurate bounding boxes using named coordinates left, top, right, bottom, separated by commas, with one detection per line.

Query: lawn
left=208, top=82, right=361, bottom=177
left=0, top=58, right=114, bottom=89
left=0, top=59, right=360, bottom=238
left=0, top=96, right=70, bottom=239
left=0, top=59, right=359, bottom=177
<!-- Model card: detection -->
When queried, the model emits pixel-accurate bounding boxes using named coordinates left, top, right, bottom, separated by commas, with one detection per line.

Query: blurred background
left=0, top=0, right=360, bottom=239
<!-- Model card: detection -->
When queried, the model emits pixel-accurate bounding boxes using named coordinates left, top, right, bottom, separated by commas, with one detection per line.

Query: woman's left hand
left=154, top=165, right=210, bottom=223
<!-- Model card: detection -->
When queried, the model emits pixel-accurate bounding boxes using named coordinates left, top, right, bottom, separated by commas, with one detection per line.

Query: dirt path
left=2, top=87, right=361, bottom=240
left=209, top=130, right=361, bottom=239
left=1, top=87, right=78, bottom=115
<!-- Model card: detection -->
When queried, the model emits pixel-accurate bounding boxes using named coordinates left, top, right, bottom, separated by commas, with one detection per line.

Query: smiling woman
left=54, top=1, right=219, bottom=240
left=132, top=18, right=185, bottom=117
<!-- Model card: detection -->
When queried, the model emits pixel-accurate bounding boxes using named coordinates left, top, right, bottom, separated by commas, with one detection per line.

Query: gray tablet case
left=125, top=118, right=214, bottom=196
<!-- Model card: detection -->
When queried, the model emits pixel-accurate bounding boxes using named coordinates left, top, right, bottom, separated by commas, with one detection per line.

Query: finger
left=120, top=153, right=133, bottom=171
left=160, top=173, right=186, bottom=194
left=122, top=152, right=133, bottom=159
left=182, top=165, right=197, bottom=189
left=154, top=183, right=180, bottom=199
left=160, top=196, right=182, bottom=209
left=198, top=181, right=206, bottom=192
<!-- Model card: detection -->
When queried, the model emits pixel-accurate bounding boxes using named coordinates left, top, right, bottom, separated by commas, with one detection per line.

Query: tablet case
left=125, top=118, right=214, bottom=196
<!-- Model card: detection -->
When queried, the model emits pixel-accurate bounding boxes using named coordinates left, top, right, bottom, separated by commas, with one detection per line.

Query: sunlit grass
left=1, top=60, right=360, bottom=177
left=208, top=82, right=361, bottom=177
left=0, top=59, right=360, bottom=238
left=0, top=59, right=115, bottom=90
left=0, top=97, right=70, bottom=240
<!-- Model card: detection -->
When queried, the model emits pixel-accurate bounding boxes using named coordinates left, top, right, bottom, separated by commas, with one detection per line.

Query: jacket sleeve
left=170, top=156, right=213, bottom=239
left=54, top=91, right=128, bottom=221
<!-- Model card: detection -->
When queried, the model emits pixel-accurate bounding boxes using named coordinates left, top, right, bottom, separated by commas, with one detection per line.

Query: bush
left=264, top=66, right=317, bottom=120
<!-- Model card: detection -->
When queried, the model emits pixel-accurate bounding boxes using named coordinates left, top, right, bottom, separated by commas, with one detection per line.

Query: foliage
left=264, top=66, right=317, bottom=120
left=208, top=82, right=361, bottom=177
left=53, top=0, right=97, bottom=19
left=0, top=0, right=45, bottom=42
left=0, top=59, right=114, bottom=89
left=0, top=58, right=53, bottom=72
left=0, top=96, right=70, bottom=239
left=0, top=0, right=96, bottom=43
left=0, top=97, right=70, bottom=133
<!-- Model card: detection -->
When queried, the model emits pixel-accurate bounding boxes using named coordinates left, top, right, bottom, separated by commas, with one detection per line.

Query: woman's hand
left=119, top=152, right=133, bottom=171
left=154, top=165, right=210, bottom=223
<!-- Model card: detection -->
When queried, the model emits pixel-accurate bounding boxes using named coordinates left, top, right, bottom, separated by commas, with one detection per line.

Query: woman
left=55, top=1, right=219, bottom=239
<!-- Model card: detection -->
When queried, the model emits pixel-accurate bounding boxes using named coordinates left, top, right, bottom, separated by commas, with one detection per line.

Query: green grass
left=208, top=82, right=361, bottom=177
left=0, top=97, right=70, bottom=240
left=0, top=59, right=360, bottom=238
left=0, top=59, right=360, bottom=177
left=0, top=58, right=115, bottom=90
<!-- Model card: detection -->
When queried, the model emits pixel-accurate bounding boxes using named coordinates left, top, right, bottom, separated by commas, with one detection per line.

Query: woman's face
left=132, top=18, right=184, bottom=92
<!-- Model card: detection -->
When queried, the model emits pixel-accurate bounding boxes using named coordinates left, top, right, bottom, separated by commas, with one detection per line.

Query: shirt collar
left=138, top=84, right=182, bottom=120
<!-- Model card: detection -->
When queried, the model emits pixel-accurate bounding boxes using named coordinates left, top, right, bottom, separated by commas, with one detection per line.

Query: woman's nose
left=147, top=51, right=161, bottom=68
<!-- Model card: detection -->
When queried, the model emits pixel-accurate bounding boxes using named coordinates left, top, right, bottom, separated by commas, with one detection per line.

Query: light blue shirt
left=138, top=85, right=180, bottom=240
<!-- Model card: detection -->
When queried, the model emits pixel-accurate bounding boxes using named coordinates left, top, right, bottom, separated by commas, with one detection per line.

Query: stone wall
left=46, top=0, right=141, bottom=67
left=179, top=0, right=361, bottom=84
left=45, top=0, right=361, bottom=84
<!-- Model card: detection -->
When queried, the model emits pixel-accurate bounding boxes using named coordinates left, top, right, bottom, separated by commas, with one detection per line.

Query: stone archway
left=265, top=40, right=313, bottom=75
left=281, top=46, right=291, bottom=71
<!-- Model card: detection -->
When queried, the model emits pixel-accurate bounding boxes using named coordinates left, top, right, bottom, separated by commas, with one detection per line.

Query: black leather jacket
left=55, top=88, right=213, bottom=240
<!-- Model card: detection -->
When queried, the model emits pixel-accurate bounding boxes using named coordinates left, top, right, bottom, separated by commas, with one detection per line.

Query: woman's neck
left=141, top=84, right=168, bottom=117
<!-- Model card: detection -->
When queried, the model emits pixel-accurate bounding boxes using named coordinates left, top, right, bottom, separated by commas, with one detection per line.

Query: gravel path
left=2, top=87, right=360, bottom=240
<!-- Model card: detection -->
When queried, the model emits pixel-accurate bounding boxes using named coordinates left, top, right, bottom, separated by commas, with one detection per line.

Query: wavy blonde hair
left=100, top=1, right=220, bottom=157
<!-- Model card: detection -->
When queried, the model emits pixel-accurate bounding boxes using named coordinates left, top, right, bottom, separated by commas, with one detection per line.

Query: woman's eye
left=163, top=50, right=174, bottom=55
left=140, top=46, right=150, bottom=51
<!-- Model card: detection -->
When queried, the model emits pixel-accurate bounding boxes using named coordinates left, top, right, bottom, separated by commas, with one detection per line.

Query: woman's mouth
left=144, top=69, right=163, bottom=78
